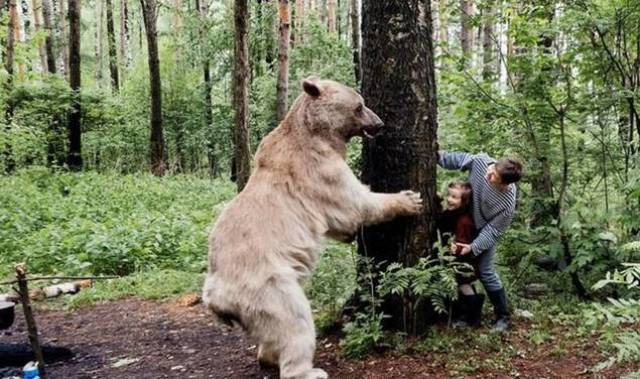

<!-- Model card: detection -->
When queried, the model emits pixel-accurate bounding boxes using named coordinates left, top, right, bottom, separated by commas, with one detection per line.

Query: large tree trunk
left=276, top=0, right=290, bottom=123
left=120, top=0, right=130, bottom=68
left=232, top=0, right=251, bottom=191
left=459, top=0, right=472, bottom=56
left=140, top=0, right=166, bottom=176
left=32, top=0, right=48, bottom=72
left=350, top=0, right=360, bottom=84
left=105, top=0, right=119, bottom=92
left=67, top=0, right=82, bottom=170
left=359, top=0, right=439, bottom=335
left=326, top=0, right=334, bottom=32
left=41, top=0, right=56, bottom=73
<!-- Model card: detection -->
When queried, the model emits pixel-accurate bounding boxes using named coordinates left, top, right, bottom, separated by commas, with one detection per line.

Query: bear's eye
left=355, top=104, right=363, bottom=114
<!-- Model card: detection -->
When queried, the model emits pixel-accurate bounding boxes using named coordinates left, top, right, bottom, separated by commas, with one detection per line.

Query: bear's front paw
left=398, top=190, right=423, bottom=215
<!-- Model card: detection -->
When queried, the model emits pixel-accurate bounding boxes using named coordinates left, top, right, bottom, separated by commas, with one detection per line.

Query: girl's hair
left=448, top=180, right=472, bottom=208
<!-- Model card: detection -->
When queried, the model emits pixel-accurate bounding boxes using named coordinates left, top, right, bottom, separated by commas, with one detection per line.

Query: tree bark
left=276, top=0, right=290, bottom=123
left=41, top=0, right=56, bottom=73
left=57, top=0, right=69, bottom=77
left=460, top=0, right=472, bottom=56
left=350, top=0, right=360, bottom=84
left=95, top=0, right=103, bottom=79
left=326, top=0, right=335, bottom=32
left=67, top=0, right=82, bottom=170
left=232, top=0, right=251, bottom=190
left=359, top=0, right=439, bottom=335
left=120, top=0, right=130, bottom=68
left=140, top=0, right=166, bottom=176
left=2, top=0, right=17, bottom=173
left=295, top=0, right=303, bottom=44
left=32, top=0, right=48, bottom=72
left=482, top=2, right=494, bottom=80
left=105, top=0, right=119, bottom=92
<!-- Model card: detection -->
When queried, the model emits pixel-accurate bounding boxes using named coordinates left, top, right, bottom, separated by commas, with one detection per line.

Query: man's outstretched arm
left=438, top=151, right=474, bottom=171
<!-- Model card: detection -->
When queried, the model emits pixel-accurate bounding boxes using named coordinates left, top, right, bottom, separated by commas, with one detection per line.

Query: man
left=438, top=151, right=523, bottom=332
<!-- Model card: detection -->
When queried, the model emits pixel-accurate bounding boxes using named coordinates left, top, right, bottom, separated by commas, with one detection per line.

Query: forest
left=1, top=0, right=640, bottom=377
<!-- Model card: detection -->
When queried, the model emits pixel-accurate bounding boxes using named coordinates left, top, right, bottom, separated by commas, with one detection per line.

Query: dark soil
left=0, top=297, right=635, bottom=378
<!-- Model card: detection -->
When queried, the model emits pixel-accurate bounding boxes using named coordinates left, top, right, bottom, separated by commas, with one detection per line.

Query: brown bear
left=202, top=77, right=422, bottom=379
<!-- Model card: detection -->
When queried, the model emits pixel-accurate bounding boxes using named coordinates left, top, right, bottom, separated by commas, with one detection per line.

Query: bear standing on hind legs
left=202, top=77, right=423, bottom=379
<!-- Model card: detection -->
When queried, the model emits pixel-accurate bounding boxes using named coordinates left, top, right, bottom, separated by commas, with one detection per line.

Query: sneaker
left=490, top=317, right=509, bottom=333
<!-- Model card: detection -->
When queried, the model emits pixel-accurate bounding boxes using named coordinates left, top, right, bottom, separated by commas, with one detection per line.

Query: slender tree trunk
left=326, top=0, right=335, bottom=32
left=67, top=0, right=82, bottom=170
left=350, top=0, right=360, bottom=84
left=295, top=0, right=304, bottom=44
left=41, top=0, right=56, bottom=73
left=232, top=0, right=251, bottom=190
left=359, top=0, right=439, bottom=335
left=197, top=0, right=216, bottom=176
left=3, top=0, right=17, bottom=172
left=140, top=0, right=166, bottom=176
left=57, top=0, right=69, bottom=77
left=19, top=0, right=29, bottom=77
left=482, top=1, right=494, bottom=80
left=105, top=0, right=119, bottom=92
left=276, top=0, right=290, bottom=123
left=460, top=0, right=472, bottom=56
left=120, top=0, right=130, bottom=68
left=32, top=0, right=48, bottom=72
left=95, top=0, right=103, bottom=80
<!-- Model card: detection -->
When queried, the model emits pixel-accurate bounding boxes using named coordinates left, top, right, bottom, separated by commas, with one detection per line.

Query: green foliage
left=0, top=169, right=234, bottom=278
left=340, top=311, right=388, bottom=359
left=306, top=243, right=357, bottom=332
left=585, top=263, right=640, bottom=370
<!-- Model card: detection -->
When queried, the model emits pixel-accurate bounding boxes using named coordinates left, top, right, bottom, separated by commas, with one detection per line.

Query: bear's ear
left=302, top=77, right=321, bottom=98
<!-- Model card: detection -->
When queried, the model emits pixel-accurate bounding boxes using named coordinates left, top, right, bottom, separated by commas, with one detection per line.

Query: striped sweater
left=438, top=151, right=517, bottom=256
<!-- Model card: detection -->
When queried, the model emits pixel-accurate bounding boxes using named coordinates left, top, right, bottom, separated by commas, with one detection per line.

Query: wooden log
left=15, top=264, right=47, bottom=379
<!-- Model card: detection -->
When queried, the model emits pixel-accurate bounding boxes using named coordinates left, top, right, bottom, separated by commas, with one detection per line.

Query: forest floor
left=0, top=296, right=636, bottom=379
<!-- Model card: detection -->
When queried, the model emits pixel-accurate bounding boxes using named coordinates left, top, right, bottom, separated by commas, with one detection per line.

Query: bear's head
left=299, top=77, right=384, bottom=141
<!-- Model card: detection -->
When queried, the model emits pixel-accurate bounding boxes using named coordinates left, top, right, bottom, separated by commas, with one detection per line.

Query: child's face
left=446, top=187, right=464, bottom=210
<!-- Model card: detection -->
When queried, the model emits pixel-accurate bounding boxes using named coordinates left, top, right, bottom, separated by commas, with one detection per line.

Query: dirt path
left=0, top=298, right=633, bottom=378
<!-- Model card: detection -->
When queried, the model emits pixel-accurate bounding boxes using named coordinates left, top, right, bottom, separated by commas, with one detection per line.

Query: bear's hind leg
left=251, top=278, right=327, bottom=379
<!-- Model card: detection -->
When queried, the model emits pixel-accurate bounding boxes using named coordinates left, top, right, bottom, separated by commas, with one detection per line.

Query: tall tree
left=460, top=0, right=473, bottom=56
left=482, top=1, right=494, bottom=80
left=359, top=0, right=439, bottom=334
left=57, top=0, right=69, bottom=76
left=2, top=0, right=17, bottom=172
left=41, top=0, right=56, bottom=73
left=326, top=0, right=335, bottom=32
left=119, top=0, right=130, bottom=68
left=105, top=0, right=119, bottom=92
left=232, top=0, right=251, bottom=190
left=67, top=0, right=82, bottom=170
left=196, top=0, right=215, bottom=175
left=350, top=0, right=360, bottom=84
left=32, top=0, right=48, bottom=72
left=276, top=0, right=290, bottom=123
left=140, top=0, right=166, bottom=176
left=295, top=0, right=304, bottom=44
left=95, top=0, right=103, bottom=80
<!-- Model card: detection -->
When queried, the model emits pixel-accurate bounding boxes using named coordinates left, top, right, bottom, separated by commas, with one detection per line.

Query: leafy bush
left=0, top=168, right=234, bottom=278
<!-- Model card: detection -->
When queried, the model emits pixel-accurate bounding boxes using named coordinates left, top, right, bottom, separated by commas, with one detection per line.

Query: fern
left=591, top=262, right=640, bottom=370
